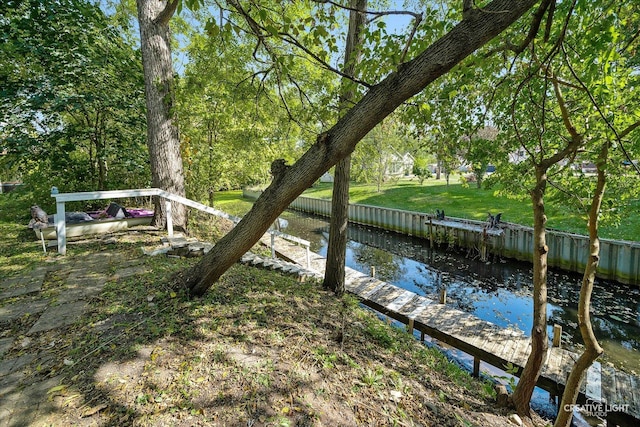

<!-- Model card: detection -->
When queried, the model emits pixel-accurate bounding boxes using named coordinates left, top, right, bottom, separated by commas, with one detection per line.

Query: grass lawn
left=297, top=178, right=640, bottom=242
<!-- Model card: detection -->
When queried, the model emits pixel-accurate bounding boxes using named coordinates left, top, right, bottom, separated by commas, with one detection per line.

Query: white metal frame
left=50, top=188, right=311, bottom=267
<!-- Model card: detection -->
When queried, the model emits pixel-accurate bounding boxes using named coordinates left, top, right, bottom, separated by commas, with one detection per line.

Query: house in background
left=319, top=171, right=334, bottom=183
left=385, top=150, right=415, bottom=177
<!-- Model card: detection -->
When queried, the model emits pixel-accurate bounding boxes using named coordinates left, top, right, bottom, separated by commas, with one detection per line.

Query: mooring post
left=481, top=228, right=488, bottom=262
left=407, top=318, right=414, bottom=335
left=429, top=218, right=434, bottom=248
left=370, top=266, right=376, bottom=278
left=439, top=288, right=447, bottom=304
left=552, top=324, right=562, bottom=348
left=473, top=357, right=480, bottom=377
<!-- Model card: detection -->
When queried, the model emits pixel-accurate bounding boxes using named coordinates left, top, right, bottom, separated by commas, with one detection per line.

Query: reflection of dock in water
left=254, top=234, right=640, bottom=425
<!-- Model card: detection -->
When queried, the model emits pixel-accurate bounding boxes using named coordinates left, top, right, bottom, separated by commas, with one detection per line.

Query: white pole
left=165, top=200, right=173, bottom=237
left=40, top=231, right=47, bottom=254
left=56, top=201, right=66, bottom=255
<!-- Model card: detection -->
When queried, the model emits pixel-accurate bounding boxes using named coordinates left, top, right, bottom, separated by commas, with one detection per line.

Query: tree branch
left=311, top=0, right=422, bottom=24
left=228, top=0, right=372, bottom=88
left=155, top=0, right=179, bottom=25
left=314, top=0, right=424, bottom=64
left=463, top=0, right=475, bottom=20
left=485, top=0, right=552, bottom=56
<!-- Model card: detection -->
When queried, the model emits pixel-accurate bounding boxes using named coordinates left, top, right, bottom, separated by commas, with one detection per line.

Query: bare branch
left=399, top=12, right=423, bottom=64
left=620, top=27, right=640, bottom=54
left=552, top=76, right=580, bottom=141
left=543, top=0, right=556, bottom=42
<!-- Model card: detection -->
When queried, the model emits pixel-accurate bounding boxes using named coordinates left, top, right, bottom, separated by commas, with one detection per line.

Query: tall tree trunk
left=181, top=0, right=541, bottom=297
left=136, top=0, right=187, bottom=230
left=553, top=144, right=607, bottom=427
left=324, top=0, right=367, bottom=295
left=512, top=166, right=549, bottom=418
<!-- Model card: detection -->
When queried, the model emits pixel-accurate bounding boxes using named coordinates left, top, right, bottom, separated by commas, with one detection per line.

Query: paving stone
left=0, top=353, right=36, bottom=377
left=0, top=372, right=24, bottom=398
left=0, top=337, right=14, bottom=357
left=0, top=276, right=22, bottom=292
left=0, top=407, right=11, bottom=427
left=1, top=376, right=61, bottom=427
left=0, top=299, right=48, bottom=323
left=56, top=281, right=105, bottom=304
left=15, top=375, right=62, bottom=404
left=0, top=280, right=43, bottom=300
left=27, top=300, right=88, bottom=334
left=111, top=265, right=149, bottom=280
left=0, top=267, right=47, bottom=300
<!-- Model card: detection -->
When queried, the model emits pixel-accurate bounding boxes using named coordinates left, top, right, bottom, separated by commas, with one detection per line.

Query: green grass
left=0, top=189, right=47, bottom=277
left=210, top=190, right=254, bottom=217
left=297, top=178, right=640, bottom=242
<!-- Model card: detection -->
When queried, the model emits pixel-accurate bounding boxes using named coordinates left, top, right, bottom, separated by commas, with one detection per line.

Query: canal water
left=277, top=210, right=640, bottom=376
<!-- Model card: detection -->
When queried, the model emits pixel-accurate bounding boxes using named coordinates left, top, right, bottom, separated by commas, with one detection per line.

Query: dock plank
left=497, top=335, right=523, bottom=368
left=615, top=371, right=634, bottom=407
left=543, top=348, right=564, bottom=384
left=369, top=285, right=407, bottom=307
left=385, top=290, right=417, bottom=312
left=360, top=280, right=387, bottom=299
left=601, top=364, right=616, bottom=405
left=466, top=323, right=501, bottom=350
left=403, top=298, right=433, bottom=320
left=412, top=303, right=450, bottom=326
left=628, top=373, right=640, bottom=419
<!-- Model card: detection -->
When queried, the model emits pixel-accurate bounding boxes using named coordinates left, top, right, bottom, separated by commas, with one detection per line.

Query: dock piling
left=552, top=324, right=562, bottom=348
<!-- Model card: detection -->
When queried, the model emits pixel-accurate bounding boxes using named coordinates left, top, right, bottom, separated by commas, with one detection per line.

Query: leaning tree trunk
left=512, top=167, right=549, bottom=418
left=136, top=0, right=187, bottom=230
left=181, top=0, right=541, bottom=297
left=553, top=144, right=607, bottom=427
left=324, top=0, right=367, bottom=296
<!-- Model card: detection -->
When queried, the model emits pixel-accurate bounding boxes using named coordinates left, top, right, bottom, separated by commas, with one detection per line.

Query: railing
left=51, top=188, right=311, bottom=267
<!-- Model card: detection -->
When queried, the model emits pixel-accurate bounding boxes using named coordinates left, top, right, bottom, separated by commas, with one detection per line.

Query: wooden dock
left=256, top=234, right=640, bottom=424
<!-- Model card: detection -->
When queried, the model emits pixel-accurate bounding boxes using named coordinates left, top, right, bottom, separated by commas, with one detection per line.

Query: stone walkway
left=0, top=245, right=149, bottom=427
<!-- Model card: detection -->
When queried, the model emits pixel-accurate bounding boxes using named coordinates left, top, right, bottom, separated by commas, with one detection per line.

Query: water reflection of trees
left=349, top=242, right=406, bottom=283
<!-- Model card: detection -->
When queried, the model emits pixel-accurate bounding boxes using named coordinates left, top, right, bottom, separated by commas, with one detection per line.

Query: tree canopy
left=0, top=0, right=148, bottom=199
